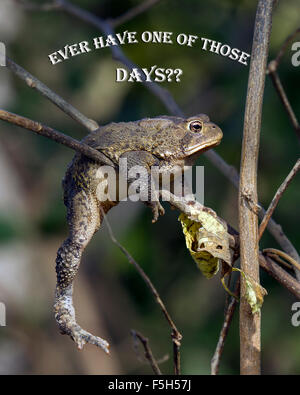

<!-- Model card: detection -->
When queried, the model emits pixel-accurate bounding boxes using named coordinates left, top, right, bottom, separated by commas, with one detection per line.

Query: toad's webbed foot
left=54, top=295, right=109, bottom=352
left=58, top=321, right=110, bottom=352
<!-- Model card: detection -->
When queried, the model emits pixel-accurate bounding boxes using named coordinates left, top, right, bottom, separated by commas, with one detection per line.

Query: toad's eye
left=189, top=120, right=203, bottom=132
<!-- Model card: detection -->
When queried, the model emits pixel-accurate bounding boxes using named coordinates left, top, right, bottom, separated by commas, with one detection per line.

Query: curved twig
left=263, top=248, right=300, bottom=273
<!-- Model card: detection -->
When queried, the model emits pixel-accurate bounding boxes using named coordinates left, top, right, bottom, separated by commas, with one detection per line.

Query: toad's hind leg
left=54, top=190, right=110, bottom=352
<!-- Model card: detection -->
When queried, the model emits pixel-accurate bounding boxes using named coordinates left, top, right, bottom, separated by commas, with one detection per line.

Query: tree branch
left=263, top=248, right=300, bottom=273
left=259, top=159, right=300, bottom=280
left=267, top=27, right=300, bottom=143
left=131, top=329, right=162, bottom=375
left=263, top=251, right=292, bottom=270
left=0, top=109, right=114, bottom=166
left=111, top=0, right=162, bottom=28
left=259, top=254, right=300, bottom=299
left=259, top=159, right=300, bottom=239
left=211, top=279, right=240, bottom=375
left=267, top=66, right=300, bottom=142
left=14, top=0, right=59, bottom=11
left=238, top=0, right=274, bottom=375
left=6, top=57, right=98, bottom=132
left=273, top=27, right=300, bottom=67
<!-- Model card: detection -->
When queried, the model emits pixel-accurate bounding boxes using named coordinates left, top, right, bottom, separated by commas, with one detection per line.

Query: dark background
left=0, top=0, right=299, bottom=374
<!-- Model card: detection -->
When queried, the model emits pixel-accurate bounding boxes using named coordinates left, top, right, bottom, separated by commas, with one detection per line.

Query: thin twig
left=111, top=0, right=161, bottom=27
left=0, top=109, right=114, bottom=166
left=267, top=27, right=300, bottom=143
left=273, top=27, right=300, bottom=67
left=267, top=67, right=300, bottom=142
left=211, top=279, right=240, bottom=375
left=100, top=208, right=182, bottom=375
left=238, top=0, right=274, bottom=375
left=259, top=254, right=300, bottom=299
left=14, top=0, right=60, bottom=10
left=131, top=330, right=162, bottom=375
left=262, top=213, right=300, bottom=281
left=263, top=248, right=300, bottom=273
left=6, top=57, right=98, bottom=132
left=264, top=252, right=292, bottom=270
left=259, top=159, right=300, bottom=239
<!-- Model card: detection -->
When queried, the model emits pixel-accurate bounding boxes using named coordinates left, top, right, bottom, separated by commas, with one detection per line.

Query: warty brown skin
left=54, top=114, right=222, bottom=351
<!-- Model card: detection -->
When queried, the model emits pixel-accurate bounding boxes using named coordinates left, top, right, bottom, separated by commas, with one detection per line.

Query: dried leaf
left=179, top=211, right=267, bottom=313
left=179, top=212, right=233, bottom=278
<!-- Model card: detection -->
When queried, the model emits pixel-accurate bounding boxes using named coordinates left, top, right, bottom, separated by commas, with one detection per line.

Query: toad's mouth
left=183, top=138, right=222, bottom=157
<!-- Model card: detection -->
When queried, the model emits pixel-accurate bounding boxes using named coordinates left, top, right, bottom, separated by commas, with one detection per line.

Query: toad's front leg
left=120, top=150, right=165, bottom=223
left=54, top=190, right=113, bottom=352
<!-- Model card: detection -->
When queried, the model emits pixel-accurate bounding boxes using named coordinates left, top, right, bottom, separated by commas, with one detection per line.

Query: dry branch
left=211, top=279, right=240, bottom=375
left=267, top=27, right=300, bottom=142
left=273, top=27, right=300, bottom=67
left=263, top=248, right=300, bottom=273
left=131, top=330, right=162, bottom=375
left=267, top=67, right=300, bottom=142
left=259, top=159, right=300, bottom=239
left=259, top=254, right=300, bottom=299
left=238, top=0, right=274, bottom=375
left=0, top=109, right=114, bottom=166
left=111, top=0, right=162, bottom=28
left=6, top=57, right=98, bottom=132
